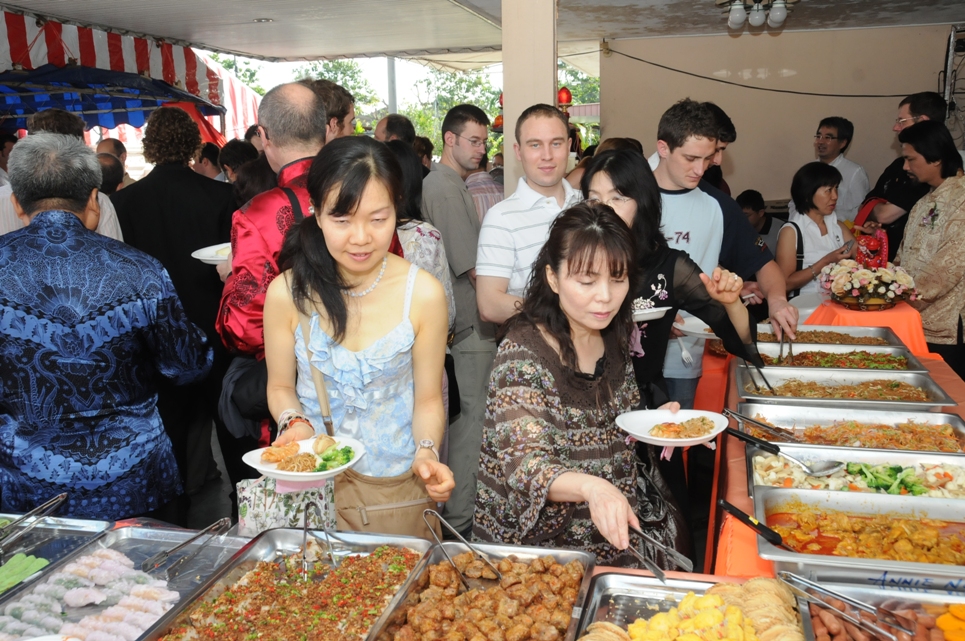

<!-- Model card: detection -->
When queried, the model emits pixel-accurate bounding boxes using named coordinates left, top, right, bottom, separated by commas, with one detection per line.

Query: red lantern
left=493, top=114, right=504, bottom=129
left=498, top=92, right=504, bottom=107
left=557, top=86, right=572, bottom=106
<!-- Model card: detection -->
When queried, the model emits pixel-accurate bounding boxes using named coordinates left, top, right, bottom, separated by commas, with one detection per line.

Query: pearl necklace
left=347, top=256, right=387, bottom=298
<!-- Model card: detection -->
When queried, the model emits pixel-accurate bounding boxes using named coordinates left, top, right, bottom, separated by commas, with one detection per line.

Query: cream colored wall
left=600, top=26, right=951, bottom=201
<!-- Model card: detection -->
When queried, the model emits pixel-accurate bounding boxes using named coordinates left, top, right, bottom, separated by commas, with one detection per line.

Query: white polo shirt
left=476, top=177, right=581, bottom=296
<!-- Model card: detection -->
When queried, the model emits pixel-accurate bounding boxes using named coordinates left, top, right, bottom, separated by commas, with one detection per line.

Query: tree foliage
left=294, top=59, right=380, bottom=109
left=558, top=61, right=599, bottom=105
left=401, top=68, right=502, bottom=157
left=209, top=53, right=265, bottom=96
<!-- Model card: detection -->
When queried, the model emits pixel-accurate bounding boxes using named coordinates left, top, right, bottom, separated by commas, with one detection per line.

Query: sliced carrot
left=900, top=487, right=909, bottom=495
left=849, top=483, right=861, bottom=491
left=783, top=477, right=795, bottom=488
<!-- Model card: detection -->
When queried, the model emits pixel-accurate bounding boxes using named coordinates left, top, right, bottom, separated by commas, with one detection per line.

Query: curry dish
left=746, top=379, right=931, bottom=401
left=767, top=504, right=965, bottom=566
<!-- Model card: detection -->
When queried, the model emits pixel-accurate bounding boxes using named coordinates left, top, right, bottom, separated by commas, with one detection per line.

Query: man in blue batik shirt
left=0, top=133, right=212, bottom=524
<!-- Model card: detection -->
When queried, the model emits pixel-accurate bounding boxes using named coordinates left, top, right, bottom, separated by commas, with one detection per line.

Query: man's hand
left=740, top=281, right=763, bottom=306
left=768, top=298, right=799, bottom=341
left=671, top=314, right=685, bottom=338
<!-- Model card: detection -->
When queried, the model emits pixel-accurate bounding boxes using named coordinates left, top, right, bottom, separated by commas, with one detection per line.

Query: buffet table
left=709, top=353, right=965, bottom=578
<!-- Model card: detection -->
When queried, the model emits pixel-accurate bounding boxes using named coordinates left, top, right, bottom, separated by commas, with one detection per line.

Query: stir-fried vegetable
left=762, top=350, right=908, bottom=370
left=844, top=463, right=929, bottom=495
left=314, top=445, right=355, bottom=472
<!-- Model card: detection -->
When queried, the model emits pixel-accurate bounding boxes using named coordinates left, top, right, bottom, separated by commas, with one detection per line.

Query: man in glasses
left=476, top=103, right=580, bottom=325
left=791, top=116, right=868, bottom=224
left=861, top=92, right=948, bottom=260
left=421, top=103, right=496, bottom=537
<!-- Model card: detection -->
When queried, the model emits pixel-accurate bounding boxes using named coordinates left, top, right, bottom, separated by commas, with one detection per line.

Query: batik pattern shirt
left=0, top=211, right=212, bottom=519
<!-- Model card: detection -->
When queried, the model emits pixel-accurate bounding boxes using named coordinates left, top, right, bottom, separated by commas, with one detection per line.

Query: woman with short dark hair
left=776, top=161, right=856, bottom=297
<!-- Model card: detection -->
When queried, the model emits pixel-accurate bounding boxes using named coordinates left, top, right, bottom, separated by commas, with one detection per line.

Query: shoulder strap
left=787, top=221, right=804, bottom=299
left=281, top=187, right=305, bottom=221
left=298, top=313, right=335, bottom=437
left=402, top=264, right=420, bottom=318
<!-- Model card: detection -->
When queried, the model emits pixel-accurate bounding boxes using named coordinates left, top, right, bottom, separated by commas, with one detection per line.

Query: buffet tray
left=748, top=343, right=928, bottom=372
left=575, top=572, right=814, bottom=639
left=757, top=324, right=906, bottom=347
left=369, top=541, right=597, bottom=641
left=0, top=513, right=112, bottom=594
left=141, top=528, right=433, bottom=641
left=753, top=487, right=965, bottom=593
left=734, top=402, right=965, bottom=449
left=744, top=442, right=965, bottom=500
left=736, top=368, right=955, bottom=410
left=807, top=581, right=965, bottom=608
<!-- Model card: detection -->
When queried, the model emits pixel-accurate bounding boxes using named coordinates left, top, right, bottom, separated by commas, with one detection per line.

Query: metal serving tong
left=717, top=499, right=795, bottom=552
left=0, top=493, right=67, bottom=563
left=778, top=332, right=795, bottom=366
left=422, top=509, right=502, bottom=592
left=779, top=571, right=916, bottom=636
left=626, top=544, right=667, bottom=583
left=629, top=524, right=693, bottom=573
left=141, top=517, right=231, bottom=575
left=722, top=408, right=806, bottom=444
left=743, top=359, right=777, bottom=394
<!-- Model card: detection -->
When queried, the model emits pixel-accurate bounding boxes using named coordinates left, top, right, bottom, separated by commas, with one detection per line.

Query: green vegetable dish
left=0, top=553, right=49, bottom=594
left=844, top=462, right=928, bottom=495
left=314, top=445, right=355, bottom=472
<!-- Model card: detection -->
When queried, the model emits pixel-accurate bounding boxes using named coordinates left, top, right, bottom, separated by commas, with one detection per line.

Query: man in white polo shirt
left=476, top=104, right=581, bottom=323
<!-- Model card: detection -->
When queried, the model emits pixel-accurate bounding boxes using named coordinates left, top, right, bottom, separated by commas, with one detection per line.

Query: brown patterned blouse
left=472, top=321, right=644, bottom=567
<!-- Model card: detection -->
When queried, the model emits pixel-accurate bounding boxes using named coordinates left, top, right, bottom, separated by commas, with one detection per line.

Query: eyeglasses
left=454, top=133, right=488, bottom=149
left=586, top=195, right=633, bottom=208
left=894, top=116, right=920, bottom=126
left=814, top=134, right=839, bottom=141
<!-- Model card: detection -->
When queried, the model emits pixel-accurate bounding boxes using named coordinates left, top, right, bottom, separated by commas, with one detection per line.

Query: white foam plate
left=672, top=316, right=718, bottom=340
left=242, top=436, right=365, bottom=482
left=632, top=306, right=672, bottom=322
left=616, top=409, right=728, bottom=447
left=191, top=242, right=231, bottom=265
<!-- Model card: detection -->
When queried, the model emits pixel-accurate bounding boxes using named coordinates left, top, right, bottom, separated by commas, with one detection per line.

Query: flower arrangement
left=818, top=259, right=918, bottom=311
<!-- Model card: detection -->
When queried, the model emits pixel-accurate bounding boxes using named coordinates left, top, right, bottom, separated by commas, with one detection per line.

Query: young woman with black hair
left=264, top=136, right=454, bottom=517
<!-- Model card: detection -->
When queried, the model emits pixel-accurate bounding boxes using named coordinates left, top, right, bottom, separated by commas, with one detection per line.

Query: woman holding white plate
left=473, top=204, right=741, bottom=567
left=263, top=137, right=454, bottom=535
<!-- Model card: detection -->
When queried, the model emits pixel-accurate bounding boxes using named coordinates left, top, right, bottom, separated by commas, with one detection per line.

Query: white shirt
left=788, top=154, right=869, bottom=224
left=660, top=187, right=725, bottom=380
left=476, top=177, right=581, bottom=296
left=781, top=210, right=845, bottom=296
left=0, top=184, right=124, bottom=241
left=0, top=167, right=8, bottom=187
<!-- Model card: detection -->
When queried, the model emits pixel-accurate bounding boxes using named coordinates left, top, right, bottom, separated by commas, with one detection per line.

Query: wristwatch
left=418, top=439, right=439, bottom=460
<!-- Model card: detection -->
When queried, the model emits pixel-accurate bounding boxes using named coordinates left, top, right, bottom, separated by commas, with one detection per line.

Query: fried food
left=746, top=379, right=930, bottom=402
left=651, top=416, right=716, bottom=439
left=312, top=434, right=337, bottom=454
left=758, top=330, right=889, bottom=345
left=260, top=441, right=299, bottom=463
left=276, top=452, right=318, bottom=472
left=749, top=415, right=965, bottom=452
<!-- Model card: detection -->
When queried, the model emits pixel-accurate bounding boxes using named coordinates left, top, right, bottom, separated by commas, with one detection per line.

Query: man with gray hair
left=0, top=108, right=123, bottom=239
left=0, top=133, right=212, bottom=523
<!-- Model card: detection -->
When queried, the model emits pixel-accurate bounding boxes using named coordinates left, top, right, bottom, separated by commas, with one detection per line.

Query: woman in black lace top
left=582, top=150, right=762, bottom=407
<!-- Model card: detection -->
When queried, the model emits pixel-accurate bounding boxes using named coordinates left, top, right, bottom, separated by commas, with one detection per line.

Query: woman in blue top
left=264, top=137, right=454, bottom=503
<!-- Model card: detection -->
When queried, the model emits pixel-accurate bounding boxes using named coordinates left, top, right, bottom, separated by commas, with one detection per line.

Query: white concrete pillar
left=501, top=0, right=557, bottom=196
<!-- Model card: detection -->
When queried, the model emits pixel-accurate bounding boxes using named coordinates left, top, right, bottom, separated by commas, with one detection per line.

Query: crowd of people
left=1, top=78, right=963, bottom=568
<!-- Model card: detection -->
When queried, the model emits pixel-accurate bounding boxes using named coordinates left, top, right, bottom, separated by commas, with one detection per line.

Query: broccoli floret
left=886, top=468, right=918, bottom=495
left=315, top=446, right=354, bottom=471
left=846, top=462, right=863, bottom=475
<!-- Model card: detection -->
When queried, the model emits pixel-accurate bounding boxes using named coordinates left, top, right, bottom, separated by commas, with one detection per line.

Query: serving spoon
left=725, top=427, right=846, bottom=477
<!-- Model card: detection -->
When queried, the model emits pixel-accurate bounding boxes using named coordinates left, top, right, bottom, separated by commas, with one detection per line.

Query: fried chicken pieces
left=385, top=552, right=584, bottom=641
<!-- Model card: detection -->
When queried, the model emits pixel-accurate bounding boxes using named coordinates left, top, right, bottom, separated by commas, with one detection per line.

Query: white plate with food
left=632, top=306, right=672, bottom=322
left=672, top=316, right=718, bottom=340
left=242, top=435, right=365, bottom=482
left=615, top=409, right=728, bottom=447
left=191, top=242, right=232, bottom=265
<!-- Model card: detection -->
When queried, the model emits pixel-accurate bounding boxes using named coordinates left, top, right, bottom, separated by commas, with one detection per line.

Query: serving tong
left=723, top=408, right=806, bottom=444
left=422, top=509, right=502, bottom=592
left=0, top=493, right=67, bottom=564
left=743, top=359, right=777, bottom=394
left=629, top=524, right=693, bottom=573
left=141, top=517, right=231, bottom=579
left=725, top=427, right=846, bottom=477
left=717, top=499, right=795, bottom=552
left=778, top=332, right=795, bottom=366
left=779, top=571, right=912, bottom=639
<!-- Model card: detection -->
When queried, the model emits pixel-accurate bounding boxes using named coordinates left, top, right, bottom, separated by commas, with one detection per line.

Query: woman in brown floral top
left=895, top=121, right=965, bottom=379
left=472, top=203, right=746, bottom=566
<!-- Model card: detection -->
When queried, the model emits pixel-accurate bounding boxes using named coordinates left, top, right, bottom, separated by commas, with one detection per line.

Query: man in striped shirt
left=476, top=104, right=581, bottom=324
left=466, top=154, right=504, bottom=224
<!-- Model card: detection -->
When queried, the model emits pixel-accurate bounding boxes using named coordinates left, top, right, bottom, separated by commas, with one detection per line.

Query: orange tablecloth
left=710, top=354, right=965, bottom=577
left=694, top=351, right=731, bottom=412
left=805, top=300, right=928, bottom=355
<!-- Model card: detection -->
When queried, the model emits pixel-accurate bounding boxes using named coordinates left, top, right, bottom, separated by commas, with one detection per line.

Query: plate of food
left=632, top=306, right=672, bottom=323
left=190, top=242, right=231, bottom=265
left=242, top=435, right=365, bottom=482
left=615, top=410, right=728, bottom=447
left=672, top=316, right=717, bottom=340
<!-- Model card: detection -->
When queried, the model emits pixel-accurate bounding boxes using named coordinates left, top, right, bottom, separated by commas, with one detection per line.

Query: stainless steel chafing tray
left=141, top=528, right=433, bottom=641
left=0, top=513, right=112, bottom=594
left=753, top=487, right=965, bottom=593
left=803, top=581, right=965, bottom=610
left=756, top=324, right=906, bottom=347
left=748, top=343, right=928, bottom=372
left=734, top=402, right=965, bottom=450
left=369, top=541, right=596, bottom=641
left=575, top=573, right=814, bottom=639
left=744, top=442, right=965, bottom=500
left=736, top=368, right=956, bottom=410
